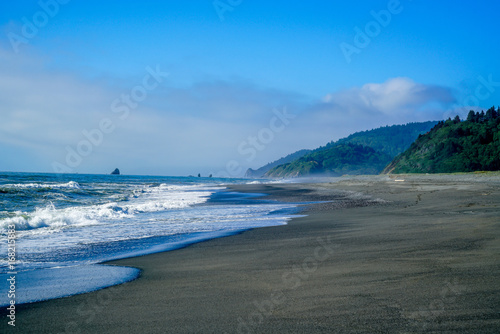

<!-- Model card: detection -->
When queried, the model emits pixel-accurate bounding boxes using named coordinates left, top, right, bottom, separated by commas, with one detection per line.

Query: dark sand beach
left=3, top=174, right=500, bottom=333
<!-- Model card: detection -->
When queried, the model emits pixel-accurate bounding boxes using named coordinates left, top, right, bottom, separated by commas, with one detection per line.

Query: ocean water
left=0, top=172, right=298, bottom=306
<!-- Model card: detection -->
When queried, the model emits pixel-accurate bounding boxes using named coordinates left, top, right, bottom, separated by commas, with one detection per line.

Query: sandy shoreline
left=2, top=175, right=500, bottom=333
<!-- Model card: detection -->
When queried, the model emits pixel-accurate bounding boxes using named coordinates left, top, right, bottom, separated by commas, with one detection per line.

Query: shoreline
left=2, top=175, right=499, bottom=333
left=0, top=183, right=298, bottom=308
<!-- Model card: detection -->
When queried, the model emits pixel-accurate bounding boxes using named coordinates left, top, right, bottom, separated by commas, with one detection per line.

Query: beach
left=3, top=174, right=500, bottom=333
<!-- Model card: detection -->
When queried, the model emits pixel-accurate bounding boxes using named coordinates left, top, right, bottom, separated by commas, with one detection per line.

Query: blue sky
left=1, top=0, right=499, bottom=176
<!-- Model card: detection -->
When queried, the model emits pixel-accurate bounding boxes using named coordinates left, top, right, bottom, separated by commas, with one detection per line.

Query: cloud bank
left=1, top=50, right=462, bottom=176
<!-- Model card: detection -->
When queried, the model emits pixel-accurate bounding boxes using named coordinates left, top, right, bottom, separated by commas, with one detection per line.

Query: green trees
left=265, top=121, right=437, bottom=177
left=325, top=121, right=438, bottom=157
left=266, top=143, right=392, bottom=177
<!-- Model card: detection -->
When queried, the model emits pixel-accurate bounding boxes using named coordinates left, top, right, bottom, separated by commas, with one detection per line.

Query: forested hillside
left=266, top=143, right=392, bottom=177
left=245, top=149, right=311, bottom=178
left=384, top=107, right=500, bottom=174
left=264, top=121, right=437, bottom=177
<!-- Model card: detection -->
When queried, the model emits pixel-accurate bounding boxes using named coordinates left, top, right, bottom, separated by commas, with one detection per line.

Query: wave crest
left=4, top=181, right=81, bottom=190
left=1, top=184, right=217, bottom=232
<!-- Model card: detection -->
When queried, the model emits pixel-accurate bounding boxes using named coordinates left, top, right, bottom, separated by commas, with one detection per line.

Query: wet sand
left=2, top=174, right=500, bottom=333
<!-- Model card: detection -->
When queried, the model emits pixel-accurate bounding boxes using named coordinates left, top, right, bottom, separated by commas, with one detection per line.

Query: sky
left=1, top=0, right=499, bottom=176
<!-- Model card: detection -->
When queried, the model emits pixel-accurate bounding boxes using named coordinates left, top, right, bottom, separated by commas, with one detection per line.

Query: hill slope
left=332, top=121, right=438, bottom=157
left=384, top=107, right=500, bottom=174
left=266, top=143, right=392, bottom=177
left=244, top=149, right=311, bottom=178
left=265, top=121, right=437, bottom=178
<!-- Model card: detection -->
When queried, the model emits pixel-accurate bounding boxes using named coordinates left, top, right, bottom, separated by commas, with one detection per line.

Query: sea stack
left=111, top=168, right=120, bottom=175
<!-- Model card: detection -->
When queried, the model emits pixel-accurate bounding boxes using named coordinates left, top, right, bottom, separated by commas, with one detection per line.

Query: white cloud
left=274, top=78, right=459, bottom=154
left=323, top=77, right=455, bottom=116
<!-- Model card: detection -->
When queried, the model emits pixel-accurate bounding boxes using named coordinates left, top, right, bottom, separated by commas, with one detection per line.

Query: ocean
left=0, top=172, right=299, bottom=306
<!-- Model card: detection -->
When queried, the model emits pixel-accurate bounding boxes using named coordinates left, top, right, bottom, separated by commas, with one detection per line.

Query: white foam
left=5, top=181, right=81, bottom=189
left=128, top=184, right=216, bottom=212
left=1, top=202, right=100, bottom=231
left=0, top=184, right=217, bottom=232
